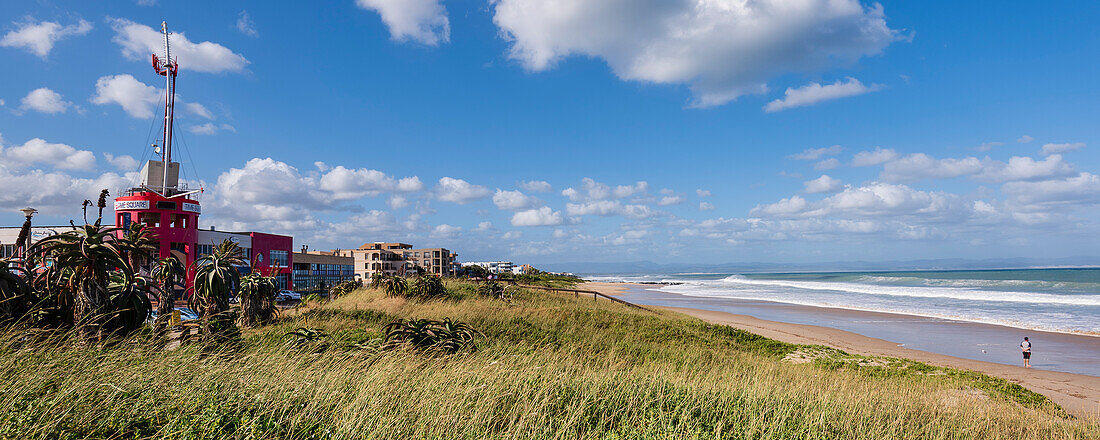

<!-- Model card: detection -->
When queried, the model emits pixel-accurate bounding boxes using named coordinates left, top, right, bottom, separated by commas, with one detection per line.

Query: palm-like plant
left=238, top=268, right=278, bottom=328
left=150, top=256, right=184, bottom=334
left=476, top=281, right=511, bottom=300
left=120, top=223, right=158, bottom=272
left=381, top=276, right=408, bottom=297
left=0, top=259, right=31, bottom=326
left=382, top=318, right=478, bottom=353
left=408, top=275, right=447, bottom=299
left=368, top=273, right=387, bottom=289
left=30, top=222, right=136, bottom=342
left=189, top=239, right=244, bottom=340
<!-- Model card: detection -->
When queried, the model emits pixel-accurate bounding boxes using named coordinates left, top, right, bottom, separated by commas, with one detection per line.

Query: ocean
left=587, top=268, right=1100, bottom=336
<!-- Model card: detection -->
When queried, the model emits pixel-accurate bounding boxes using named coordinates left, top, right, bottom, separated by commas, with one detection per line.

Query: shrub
left=407, top=276, right=447, bottom=299
left=381, top=276, right=408, bottom=297
left=382, top=318, right=477, bottom=353
left=476, top=281, right=512, bottom=301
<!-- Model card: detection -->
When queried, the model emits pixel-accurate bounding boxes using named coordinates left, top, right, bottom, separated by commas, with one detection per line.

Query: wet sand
left=579, top=282, right=1100, bottom=416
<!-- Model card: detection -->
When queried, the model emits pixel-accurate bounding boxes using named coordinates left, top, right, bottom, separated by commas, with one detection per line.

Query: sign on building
left=114, top=200, right=150, bottom=211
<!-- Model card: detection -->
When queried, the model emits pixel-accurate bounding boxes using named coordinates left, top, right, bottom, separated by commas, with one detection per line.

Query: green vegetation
left=1, top=279, right=1096, bottom=439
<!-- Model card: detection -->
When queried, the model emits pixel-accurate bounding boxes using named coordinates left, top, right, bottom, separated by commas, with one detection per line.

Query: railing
left=499, top=281, right=657, bottom=314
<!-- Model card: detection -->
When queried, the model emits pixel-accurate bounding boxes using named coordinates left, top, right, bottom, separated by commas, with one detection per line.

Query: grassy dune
left=1, top=281, right=1097, bottom=439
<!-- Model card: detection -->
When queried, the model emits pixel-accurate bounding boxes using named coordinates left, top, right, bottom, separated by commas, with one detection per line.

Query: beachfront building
left=465, top=261, right=515, bottom=275
left=404, top=248, right=457, bottom=277
left=334, top=242, right=412, bottom=279
left=292, top=250, right=355, bottom=292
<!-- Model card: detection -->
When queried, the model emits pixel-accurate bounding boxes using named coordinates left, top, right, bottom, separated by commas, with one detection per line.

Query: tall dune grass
left=0, top=284, right=1096, bottom=439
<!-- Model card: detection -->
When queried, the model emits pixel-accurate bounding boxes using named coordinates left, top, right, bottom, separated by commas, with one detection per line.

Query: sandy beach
left=581, top=282, right=1100, bottom=416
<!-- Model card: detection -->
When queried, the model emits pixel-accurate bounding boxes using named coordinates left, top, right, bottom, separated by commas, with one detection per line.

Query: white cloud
left=501, top=230, right=522, bottom=239
left=765, top=78, right=881, bottom=112
left=431, top=223, right=462, bottom=237
left=658, top=195, right=684, bottom=206
left=511, top=206, right=564, bottom=226
left=752, top=182, right=958, bottom=220
left=0, top=18, right=92, bottom=58
left=519, top=180, right=552, bottom=192
left=20, top=87, right=72, bottom=114
left=804, top=175, right=842, bottom=194
left=492, top=189, right=538, bottom=210
left=975, top=141, right=1003, bottom=152
left=563, top=178, right=648, bottom=201
left=566, top=200, right=655, bottom=219
left=0, top=165, right=131, bottom=215
left=699, top=201, right=715, bottom=211
left=212, top=158, right=335, bottom=222
left=356, top=0, right=450, bottom=46
left=109, top=18, right=249, bottom=73
left=1040, top=142, right=1085, bottom=155
left=1, top=138, right=96, bottom=170
left=188, top=123, right=236, bottom=135
left=1017, top=135, right=1034, bottom=144
left=237, top=11, right=258, bottom=37
left=319, top=166, right=423, bottom=200
left=476, top=221, right=493, bottom=231
left=880, top=153, right=983, bottom=182
left=184, top=102, right=214, bottom=119
left=104, top=153, right=139, bottom=171
left=696, top=189, right=711, bottom=197
left=91, top=74, right=162, bottom=118
left=789, top=145, right=842, bottom=161
left=976, top=155, right=1074, bottom=183
left=851, top=147, right=898, bottom=167
left=387, top=195, right=409, bottom=209
left=1002, top=173, right=1100, bottom=206
left=814, top=158, right=841, bottom=170
left=435, top=177, right=490, bottom=204
left=493, top=0, right=898, bottom=107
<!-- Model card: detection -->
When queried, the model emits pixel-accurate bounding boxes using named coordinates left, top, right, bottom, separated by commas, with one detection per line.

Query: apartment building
left=403, top=247, right=457, bottom=277
left=464, top=261, right=515, bottom=275
left=333, top=242, right=412, bottom=279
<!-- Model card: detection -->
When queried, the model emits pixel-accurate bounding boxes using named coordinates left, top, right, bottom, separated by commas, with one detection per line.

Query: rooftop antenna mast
left=152, top=21, right=178, bottom=196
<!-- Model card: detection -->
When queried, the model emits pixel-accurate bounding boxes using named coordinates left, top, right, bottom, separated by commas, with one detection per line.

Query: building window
left=270, top=250, right=289, bottom=267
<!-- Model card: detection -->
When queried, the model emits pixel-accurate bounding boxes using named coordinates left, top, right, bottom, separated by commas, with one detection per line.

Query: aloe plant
left=30, top=221, right=138, bottom=342
left=238, top=268, right=278, bottom=328
left=381, top=276, right=408, bottom=297
left=189, top=239, right=244, bottom=340
left=150, top=256, right=184, bottom=334
left=408, top=275, right=447, bottom=299
left=0, top=259, right=31, bottom=326
left=382, top=318, right=478, bottom=353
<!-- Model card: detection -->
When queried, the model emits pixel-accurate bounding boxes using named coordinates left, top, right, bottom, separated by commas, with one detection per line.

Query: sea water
left=587, top=269, right=1100, bottom=336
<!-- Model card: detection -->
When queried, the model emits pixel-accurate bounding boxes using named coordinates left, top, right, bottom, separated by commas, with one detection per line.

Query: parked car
left=275, top=290, right=301, bottom=302
left=147, top=307, right=199, bottom=324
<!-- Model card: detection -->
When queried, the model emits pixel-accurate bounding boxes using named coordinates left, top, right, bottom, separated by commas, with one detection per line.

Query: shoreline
left=580, top=282, right=1100, bottom=416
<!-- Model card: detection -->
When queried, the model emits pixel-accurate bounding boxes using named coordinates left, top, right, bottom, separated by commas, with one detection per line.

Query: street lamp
left=18, top=207, right=37, bottom=255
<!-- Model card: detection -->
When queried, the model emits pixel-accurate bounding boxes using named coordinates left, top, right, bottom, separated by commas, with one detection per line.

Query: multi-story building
left=403, top=248, right=457, bottom=276
left=465, top=261, right=514, bottom=275
left=333, top=242, right=412, bottom=279
left=291, top=251, right=355, bottom=292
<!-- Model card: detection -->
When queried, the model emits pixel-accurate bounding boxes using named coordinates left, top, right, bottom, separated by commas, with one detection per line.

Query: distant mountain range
left=537, top=256, right=1100, bottom=275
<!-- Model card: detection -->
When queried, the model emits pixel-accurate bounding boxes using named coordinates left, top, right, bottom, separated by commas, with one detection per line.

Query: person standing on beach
left=1020, top=337, right=1031, bottom=368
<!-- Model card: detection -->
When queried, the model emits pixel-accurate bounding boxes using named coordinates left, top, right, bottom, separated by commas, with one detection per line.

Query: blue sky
left=1, top=0, right=1098, bottom=267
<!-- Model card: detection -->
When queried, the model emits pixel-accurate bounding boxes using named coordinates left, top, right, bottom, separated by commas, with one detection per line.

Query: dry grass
left=1, top=284, right=1097, bottom=439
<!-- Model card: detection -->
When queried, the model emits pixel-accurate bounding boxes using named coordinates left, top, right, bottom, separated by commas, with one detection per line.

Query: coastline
left=581, top=281, right=1100, bottom=416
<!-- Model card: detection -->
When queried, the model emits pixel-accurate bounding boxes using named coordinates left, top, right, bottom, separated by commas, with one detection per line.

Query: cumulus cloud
left=237, top=11, right=258, bottom=37
left=511, top=206, right=564, bottom=226
left=975, top=141, right=1004, bottom=152
left=764, top=78, right=881, bottom=112
left=789, top=145, right=842, bottom=161
left=851, top=147, right=898, bottom=167
left=188, top=123, right=236, bottom=135
left=184, top=102, right=214, bottom=119
left=752, top=182, right=960, bottom=220
left=804, top=175, right=843, bottom=194
left=20, top=87, right=72, bottom=114
left=109, top=18, right=249, bottom=73
left=1002, top=173, right=1100, bottom=206
left=1017, top=135, right=1034, bottom=144
left=1, top=138, right=96, bottom=170
left=566, top=200, right=655, bottom=219
left=0, top=165, right=131, bottom=215
left=356, top=0, right=449, bottom=46
left=493, top=0, right=898, bottom=107
left=431, top=223, right=462, bottom=237
left=104, top=153, right=139, bottom=171
left=91, top=74, right=162, bottom=118
left=658, top=195, right=684, bottom=206
left=880, top=153, right=983, bottom=182
left=696, top=189, right=711, bottom=197
left=1041, top=142, right=1085, bottom=155
left=319, top=166, right=423, bottom=200
left=435, top=177, right=490, bottom=204
left=492, top=189, right=538, bottom=210
left=519, top=180, right=552, bottom=192
left=814, top=158, right=841, bottom=170
left=0, top=18, right=92, bottom=58
left=976, top=155, right=1075, bottom=183
left=699, top=201, right=715, bottom=211
left=562, top=178, right=648, bottom=201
